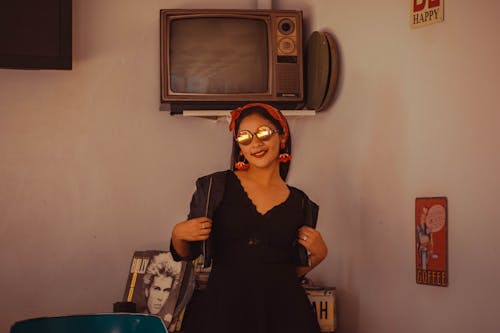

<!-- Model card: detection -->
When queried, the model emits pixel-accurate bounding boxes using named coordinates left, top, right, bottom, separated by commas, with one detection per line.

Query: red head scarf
left=228, top=103, right=289, bottom=146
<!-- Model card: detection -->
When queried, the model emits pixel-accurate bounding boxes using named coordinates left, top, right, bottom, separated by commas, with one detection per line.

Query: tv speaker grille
left=276, top=63, right=299, bottom=94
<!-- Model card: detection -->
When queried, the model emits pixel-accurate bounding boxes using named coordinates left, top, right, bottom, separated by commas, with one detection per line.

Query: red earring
left=235, top=151, right=250, bottom=170
left=278, top=152, right=292, bottom=163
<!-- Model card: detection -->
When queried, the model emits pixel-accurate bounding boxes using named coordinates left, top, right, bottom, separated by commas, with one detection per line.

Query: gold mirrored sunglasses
left=235, top=126, right=280, bottom=145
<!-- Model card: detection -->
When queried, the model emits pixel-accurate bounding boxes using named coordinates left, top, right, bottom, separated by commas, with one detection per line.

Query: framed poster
left=410, top=0, right=444, bottom=29
left=415, top=197, right=448, bottom=287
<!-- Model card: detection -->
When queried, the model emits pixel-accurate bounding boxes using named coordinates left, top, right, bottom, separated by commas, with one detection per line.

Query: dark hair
left=230, top=106, right=292, bottom=180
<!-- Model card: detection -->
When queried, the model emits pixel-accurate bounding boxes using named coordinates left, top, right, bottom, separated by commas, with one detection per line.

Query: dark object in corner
left=0, top=0, right=72, bottom=70
left=113, top=301, right=137, bottom=313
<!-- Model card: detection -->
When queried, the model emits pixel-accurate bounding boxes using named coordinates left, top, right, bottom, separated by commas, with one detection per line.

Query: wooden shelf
left=179, top=109, right=316, bottom=121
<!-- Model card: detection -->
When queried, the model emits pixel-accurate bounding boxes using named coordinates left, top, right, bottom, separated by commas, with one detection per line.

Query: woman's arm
left=171, top=216, right=212, bottom=258
left=295, top=226, right=328, bottom=276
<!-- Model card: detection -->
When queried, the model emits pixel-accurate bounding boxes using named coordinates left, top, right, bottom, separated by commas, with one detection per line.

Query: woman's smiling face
left=237, top=113, right=285, bottom=171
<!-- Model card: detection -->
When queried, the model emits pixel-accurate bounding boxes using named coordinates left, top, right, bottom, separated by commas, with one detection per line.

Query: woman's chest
left=213, top=191, right=304, bottom=246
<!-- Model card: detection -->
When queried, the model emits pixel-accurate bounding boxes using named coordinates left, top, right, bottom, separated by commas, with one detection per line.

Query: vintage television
left=160, top=9, right=304, bottom=113
left=0, top=0, right=72, bottom=70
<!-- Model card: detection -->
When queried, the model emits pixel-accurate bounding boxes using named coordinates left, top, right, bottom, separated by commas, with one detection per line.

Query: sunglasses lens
left=236, top=126, right=278, bottom=145
left=236, top=131, right=252, bottom=145
left=255, top=126, right=273, bottom=141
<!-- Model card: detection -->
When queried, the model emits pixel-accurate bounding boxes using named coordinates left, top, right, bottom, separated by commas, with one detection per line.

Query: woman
left=170, top=103, right=328, bottom=333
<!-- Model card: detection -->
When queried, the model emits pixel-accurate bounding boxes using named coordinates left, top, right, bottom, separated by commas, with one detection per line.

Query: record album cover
left=122, top=251, right=186, bottom=326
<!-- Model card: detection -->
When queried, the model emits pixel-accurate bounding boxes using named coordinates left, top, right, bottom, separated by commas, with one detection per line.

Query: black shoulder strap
left=188, top=170, right=228, bottom=219
left=196, top=171, right=229, bottom=268
left=292, top=187, right=319, bottom=228
left=293, top=188, right=320, bottom=266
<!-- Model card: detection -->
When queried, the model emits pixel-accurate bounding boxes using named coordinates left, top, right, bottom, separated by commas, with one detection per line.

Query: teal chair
left=10, top=314, right=168, bottom=333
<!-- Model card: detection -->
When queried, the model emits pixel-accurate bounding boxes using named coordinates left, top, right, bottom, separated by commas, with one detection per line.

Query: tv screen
left=0, top=0, right=72, bottom=70
left=169, top=17, right=269, bottom=94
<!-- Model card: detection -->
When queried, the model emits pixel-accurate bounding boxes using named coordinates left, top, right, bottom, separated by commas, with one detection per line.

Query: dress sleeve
left=294, top=190, right=319, bottom=266
left=169, top=238, right=201, bottom=262
left=169, top=239, right=184, bottom=262
left=169, top=171, right=226, bottom=264
left=169, top=178, right=206, bottom=262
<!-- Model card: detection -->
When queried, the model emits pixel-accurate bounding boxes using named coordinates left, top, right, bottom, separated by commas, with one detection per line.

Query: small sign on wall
left=304, top=287, right=337, bottom=332
left=410, top=0, right=444, bottom=29
left=415, top=197, right=448, bottom=287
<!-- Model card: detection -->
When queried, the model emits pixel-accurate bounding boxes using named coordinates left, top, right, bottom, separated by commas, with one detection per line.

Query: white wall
left=278, top=0, right=500, bottom=332
left=1, top=0, right=500, bottom=332
left=0, top=0, right=253, bottom=331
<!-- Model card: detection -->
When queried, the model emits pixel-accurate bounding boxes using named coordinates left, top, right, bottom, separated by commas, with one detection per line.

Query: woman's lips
left=251, top=149, right=267, bottom=158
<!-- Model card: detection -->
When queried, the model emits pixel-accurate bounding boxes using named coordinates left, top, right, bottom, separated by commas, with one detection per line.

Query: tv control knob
left=278, top=37, right=296, bottom=54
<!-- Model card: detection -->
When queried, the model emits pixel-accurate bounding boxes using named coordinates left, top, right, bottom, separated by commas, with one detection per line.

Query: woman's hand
left=171, top=217, right=212, bottom=258
left=297, top=226, right=328, bottom=269
left=173, top=217, right=213, bottom=242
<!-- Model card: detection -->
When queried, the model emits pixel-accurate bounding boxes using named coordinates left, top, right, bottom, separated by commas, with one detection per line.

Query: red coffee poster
left=415, top=197, right=448, bottom=287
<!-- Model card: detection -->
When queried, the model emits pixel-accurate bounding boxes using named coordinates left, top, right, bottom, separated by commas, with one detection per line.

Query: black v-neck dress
left=183, top=172, right=320, bottom=333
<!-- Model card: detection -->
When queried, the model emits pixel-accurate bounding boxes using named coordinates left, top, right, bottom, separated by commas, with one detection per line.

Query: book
left=304, top=286, right=337, bottom=332
left=166, top=255, right=209, bottom=332
left=122, top=250, right=187, bottom=327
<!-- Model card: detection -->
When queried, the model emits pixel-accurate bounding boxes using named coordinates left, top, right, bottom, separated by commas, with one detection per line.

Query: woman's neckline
left=230, top=170, right=292, bottom=216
